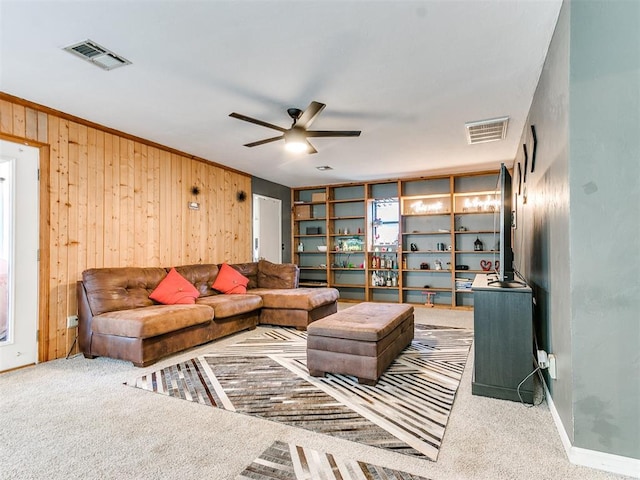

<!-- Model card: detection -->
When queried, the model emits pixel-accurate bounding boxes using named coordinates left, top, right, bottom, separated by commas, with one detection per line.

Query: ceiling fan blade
left=244, top=135, right=283, bottom=148
left=229, top=112, right=287, bottom=132
left=305, top=130, right=361, bottom=137
left=296, top=101, right=326, bottom=129
left=305, top=139, right=318, bottom=154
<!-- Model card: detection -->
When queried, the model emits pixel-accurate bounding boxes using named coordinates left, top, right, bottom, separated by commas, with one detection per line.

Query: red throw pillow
left=149, top=268, right=200, bottom=304
left=212, top=263, right=249, bottom=294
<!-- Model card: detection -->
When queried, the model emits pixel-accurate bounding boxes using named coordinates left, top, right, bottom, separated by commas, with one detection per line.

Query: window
left=371, top=198, right=399, bottom=247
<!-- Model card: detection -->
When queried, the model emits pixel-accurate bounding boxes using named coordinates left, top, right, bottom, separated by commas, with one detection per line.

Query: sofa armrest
left=257, top=259, right=299, bottom=289
left=77, top=281, right=94, bottom=355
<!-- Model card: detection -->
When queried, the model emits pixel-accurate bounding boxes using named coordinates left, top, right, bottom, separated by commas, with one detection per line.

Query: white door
left=0, top=140, right=39, bottom=372
left=253, top=194, right=282, bottom=263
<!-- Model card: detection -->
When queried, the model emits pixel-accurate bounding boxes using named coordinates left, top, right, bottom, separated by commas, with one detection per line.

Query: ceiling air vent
left=63, top=40, right=131, bottom=71
left=465, top=116, right=509, bottom=144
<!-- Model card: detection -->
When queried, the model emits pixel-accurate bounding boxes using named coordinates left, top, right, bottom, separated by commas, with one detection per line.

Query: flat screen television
left=496, top=163, right=514, bottom=282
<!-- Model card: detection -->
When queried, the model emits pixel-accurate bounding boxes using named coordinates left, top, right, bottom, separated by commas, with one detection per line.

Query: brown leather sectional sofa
left=77, top=260, right=339, bottom=367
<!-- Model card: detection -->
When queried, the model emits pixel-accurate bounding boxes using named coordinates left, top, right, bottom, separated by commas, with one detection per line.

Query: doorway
left=253, top=194, right=282, bottom=263
left=0, top=140, right=39, bottom=372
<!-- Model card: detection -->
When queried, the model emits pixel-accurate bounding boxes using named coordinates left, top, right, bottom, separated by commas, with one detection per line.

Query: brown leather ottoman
left=306, top=302, right=414, bottom=385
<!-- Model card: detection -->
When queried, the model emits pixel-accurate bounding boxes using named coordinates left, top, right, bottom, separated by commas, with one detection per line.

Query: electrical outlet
left=548, top=354, right=557, bottom=379
left=67, top=315, right=79, bottom=328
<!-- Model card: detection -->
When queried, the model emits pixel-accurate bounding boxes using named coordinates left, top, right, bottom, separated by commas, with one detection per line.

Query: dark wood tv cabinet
left=471, top=274, right=534, bottom=403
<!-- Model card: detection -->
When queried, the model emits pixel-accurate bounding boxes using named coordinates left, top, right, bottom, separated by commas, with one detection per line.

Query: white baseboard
left=544, top=382, right=640, bottom=478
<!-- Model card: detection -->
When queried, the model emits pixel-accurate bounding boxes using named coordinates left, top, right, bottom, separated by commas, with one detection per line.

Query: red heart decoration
left=495, top=261, right=500, bottom=271
left=480, top=260, right=492, bottom=271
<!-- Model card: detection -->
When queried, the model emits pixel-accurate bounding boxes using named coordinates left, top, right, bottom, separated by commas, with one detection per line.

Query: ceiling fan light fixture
left=284, top=129, right=307, bottom=153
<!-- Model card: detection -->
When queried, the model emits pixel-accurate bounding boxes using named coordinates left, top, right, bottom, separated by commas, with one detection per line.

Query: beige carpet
left=0, top=304, right=627, bottom=480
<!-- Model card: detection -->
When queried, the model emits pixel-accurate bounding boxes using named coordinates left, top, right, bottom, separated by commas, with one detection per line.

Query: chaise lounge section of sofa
left=77, top=260, right=339, bottom=367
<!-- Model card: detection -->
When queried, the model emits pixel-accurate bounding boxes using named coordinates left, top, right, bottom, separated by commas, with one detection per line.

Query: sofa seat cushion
left=250, top=287, right=339, bottom=311
left=196, top=294, right=262, bottom=319
left=92, top=304, right=214, bottom=339
left=307, top=302, right=414, bottom=342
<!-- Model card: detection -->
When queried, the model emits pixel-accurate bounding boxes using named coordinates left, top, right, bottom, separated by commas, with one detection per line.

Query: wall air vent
left=63, top=40, right=131, bottom=71
left=465, top=116, right=509, bottom=144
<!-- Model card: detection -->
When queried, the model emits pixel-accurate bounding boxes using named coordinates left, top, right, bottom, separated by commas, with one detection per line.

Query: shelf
left=403, top=268, right=452, bottom=273
left=292, top=169, right=499, bottom=308
left=401, top=212, right=451, bottom=217
left=402, top=250, right=453, bottom=254
left=402, top=287, right=451, bottom=292
left=329, top=198, right=366, bottom=204
left=300, top=281, right=328, bottom=287
left=454, top=250, right=500, bottom=254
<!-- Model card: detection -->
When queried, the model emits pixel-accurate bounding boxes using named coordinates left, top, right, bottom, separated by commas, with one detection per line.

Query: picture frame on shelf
left=530, top=125, right=538, bottom=173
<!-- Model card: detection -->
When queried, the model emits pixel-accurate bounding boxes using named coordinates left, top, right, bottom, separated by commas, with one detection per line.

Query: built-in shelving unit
left=292, top=171, right=501, bottom=308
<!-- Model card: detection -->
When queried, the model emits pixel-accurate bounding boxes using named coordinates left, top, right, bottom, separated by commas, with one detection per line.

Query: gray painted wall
left=251, top=176, right=292, bottom=262
left=516, top=0, right=640, bottom=460
left=515, top=0, right=574, bottom=444
left=568, top=0, right=639, bottom=458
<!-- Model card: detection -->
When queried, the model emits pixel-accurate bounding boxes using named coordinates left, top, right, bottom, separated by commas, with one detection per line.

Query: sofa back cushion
left=82, top=267, right=167, bottom=316
left=173, top=264, right=220, bottom=297
left=229, top=262, right=259, bottom=289
left=257, top=259, right=299, bottom=289
left=174, top=262, right=259, bottom=295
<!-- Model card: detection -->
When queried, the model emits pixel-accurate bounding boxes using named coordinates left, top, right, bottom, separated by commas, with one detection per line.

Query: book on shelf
left=455, top=277, right=473, bottom=290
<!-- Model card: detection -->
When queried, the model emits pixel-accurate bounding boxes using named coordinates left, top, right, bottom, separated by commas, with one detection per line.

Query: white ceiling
left=0, top=1, right=562, bottom=188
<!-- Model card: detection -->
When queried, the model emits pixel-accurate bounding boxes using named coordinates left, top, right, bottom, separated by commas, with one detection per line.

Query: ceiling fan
left=229, top=101, right=361, bottom=154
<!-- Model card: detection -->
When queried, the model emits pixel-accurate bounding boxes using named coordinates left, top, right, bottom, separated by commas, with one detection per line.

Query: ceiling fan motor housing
left=287, top=108, right=303, bottom=122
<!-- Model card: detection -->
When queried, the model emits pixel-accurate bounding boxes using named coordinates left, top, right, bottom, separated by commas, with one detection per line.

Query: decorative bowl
left=317, top=246, right=327, bottom=252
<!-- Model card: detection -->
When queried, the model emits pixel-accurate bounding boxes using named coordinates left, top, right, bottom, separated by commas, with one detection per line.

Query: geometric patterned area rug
left=235, top=440, right=432, bottom=480
left=127, top=324, right=472, bottom=461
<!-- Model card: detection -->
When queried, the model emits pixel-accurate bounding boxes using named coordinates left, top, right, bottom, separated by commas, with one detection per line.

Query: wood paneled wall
left=0, top=94, right=252, bottom=361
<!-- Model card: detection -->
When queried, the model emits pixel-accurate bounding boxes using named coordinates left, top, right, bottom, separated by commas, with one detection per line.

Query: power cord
left=517, top=353, right=547, bottom=407
left=66, top=332, right=79, bottom=360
